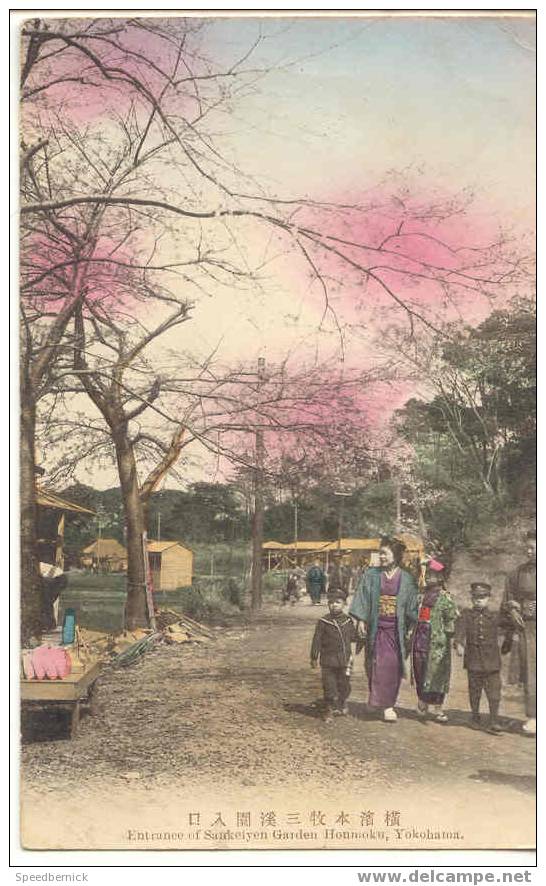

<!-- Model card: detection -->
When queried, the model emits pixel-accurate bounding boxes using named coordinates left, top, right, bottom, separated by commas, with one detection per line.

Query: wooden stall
left=147, top=541, right=193, bottom=592
left=263, top=535, right=424, bottom=572
left=21, top=660, right=102, bottom=739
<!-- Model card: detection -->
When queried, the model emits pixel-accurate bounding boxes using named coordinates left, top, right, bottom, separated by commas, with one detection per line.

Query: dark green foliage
left=61, top=478, right=401, bottom=563
left=263, top=481, right=398, bottom=541
left=396, top=299, right=536, bottom=548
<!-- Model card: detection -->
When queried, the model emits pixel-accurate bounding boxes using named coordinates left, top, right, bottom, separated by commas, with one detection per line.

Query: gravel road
left=20, top=601, right=536, bottom=850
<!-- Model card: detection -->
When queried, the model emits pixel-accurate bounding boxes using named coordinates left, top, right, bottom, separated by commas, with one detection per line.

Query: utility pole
left=294, top=497, right=299, bottom=568
left=394, top=478, right=402, bottom=534
left=96, top=506, right=104, bottom=573
left=250, top=357, right=266, bottom=611
left=334, top=491, right=351, bottom=552
left=157, top=511, right=161, bottom=542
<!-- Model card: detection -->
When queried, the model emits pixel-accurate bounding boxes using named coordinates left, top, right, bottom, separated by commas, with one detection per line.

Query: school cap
left=327, top=589, right=346, bottom=602
left=470, top=582, right=492, bottom=596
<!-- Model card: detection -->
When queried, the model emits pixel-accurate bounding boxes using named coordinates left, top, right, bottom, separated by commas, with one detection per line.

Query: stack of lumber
left=155, top=608, right=215, bottom=644
left=56, top=610, right=215, bottom=669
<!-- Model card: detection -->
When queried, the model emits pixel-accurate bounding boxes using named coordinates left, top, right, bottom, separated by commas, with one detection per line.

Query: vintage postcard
left=17, top=10, right=536, bottom=852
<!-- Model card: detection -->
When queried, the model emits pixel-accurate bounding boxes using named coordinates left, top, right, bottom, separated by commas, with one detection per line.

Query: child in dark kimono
left=311, top=589, right=357, bottom=722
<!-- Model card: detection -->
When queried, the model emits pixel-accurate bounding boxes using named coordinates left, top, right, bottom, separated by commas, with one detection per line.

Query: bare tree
left=20, top=16, right=532, bottom=636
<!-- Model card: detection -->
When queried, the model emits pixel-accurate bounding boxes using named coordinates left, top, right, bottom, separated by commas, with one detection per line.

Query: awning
left=36, top=488, right=96, bottom=515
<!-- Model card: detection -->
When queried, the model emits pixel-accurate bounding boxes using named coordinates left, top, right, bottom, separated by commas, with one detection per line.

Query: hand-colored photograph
left=17, top=11, right=536, bottom=851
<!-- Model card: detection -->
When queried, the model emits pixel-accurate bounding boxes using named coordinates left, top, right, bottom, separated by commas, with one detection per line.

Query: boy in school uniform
left=310, top=589, right=357, bottom=722
left=454, top=582, right=510, bottom=735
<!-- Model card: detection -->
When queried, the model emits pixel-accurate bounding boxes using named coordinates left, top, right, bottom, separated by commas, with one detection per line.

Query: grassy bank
left=156, top=540, right=290, bottom=623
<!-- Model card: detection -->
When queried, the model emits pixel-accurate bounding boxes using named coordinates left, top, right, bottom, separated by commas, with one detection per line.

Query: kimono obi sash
left=379, top=594, right=397, bottom=617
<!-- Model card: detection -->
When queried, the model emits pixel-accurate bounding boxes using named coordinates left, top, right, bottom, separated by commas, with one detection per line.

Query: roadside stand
left=21, top=626, right=102, bottom=739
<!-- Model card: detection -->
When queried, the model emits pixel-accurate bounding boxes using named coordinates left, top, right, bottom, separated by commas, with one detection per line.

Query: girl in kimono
left=349, top=537, right=418, bottom=722
left=412, top=559, right=458, bottom=722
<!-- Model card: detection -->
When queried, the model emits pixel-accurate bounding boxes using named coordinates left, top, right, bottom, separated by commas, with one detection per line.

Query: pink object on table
left=49, top=647, right=72, bottom=678
left=31, top=646, right=48, bottom=679
left=25, top=646, right=72, bottom=680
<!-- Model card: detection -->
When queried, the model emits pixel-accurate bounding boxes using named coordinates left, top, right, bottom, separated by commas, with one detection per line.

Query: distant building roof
left=37, top=488, right=96, bottom=515
left=326, top=538, right=381, bottom=551
left=263, top=536, right=424, bottom=552
left=263, top=538, right=379, bottom=551
left=81, top=538, right=127, bottom=558
left=147, top=541, right=192, bottom=554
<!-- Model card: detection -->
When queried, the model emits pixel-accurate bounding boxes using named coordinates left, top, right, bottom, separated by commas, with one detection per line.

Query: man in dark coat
left=310, top=589, right=356, bottom=721
left=455, top=582, right=510, bottom=735
left=502, top=530, right=536, bottom=735
left=306, top=558, right=327, bottom=605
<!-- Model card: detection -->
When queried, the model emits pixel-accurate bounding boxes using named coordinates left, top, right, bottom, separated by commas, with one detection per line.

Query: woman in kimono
left=349, top=537, right=418, bottom=722
left=412, top=559, right=458, bottom=722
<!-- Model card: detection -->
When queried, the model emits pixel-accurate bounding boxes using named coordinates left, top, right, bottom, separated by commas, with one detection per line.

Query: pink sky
left=21, top=13, right=535, bottom=486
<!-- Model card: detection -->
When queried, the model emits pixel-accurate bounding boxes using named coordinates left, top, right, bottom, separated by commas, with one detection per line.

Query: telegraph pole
left=334, top=491, right=351, bottom=551
left=294, top=497, right=299, bottom=567
left=394, top=478, right=402, bottom=534
left=250, top=357, right=266, bottom=611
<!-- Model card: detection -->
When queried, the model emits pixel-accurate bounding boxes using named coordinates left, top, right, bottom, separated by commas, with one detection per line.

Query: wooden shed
left=147, top=541, right=193, bottom=592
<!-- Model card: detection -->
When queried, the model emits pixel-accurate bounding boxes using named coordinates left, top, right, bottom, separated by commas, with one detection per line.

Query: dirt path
left=20, top=601, right=536, bottom=850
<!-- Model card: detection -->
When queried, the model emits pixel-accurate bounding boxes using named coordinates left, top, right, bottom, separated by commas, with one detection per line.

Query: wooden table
left=21, top=660, right=102, bottom=738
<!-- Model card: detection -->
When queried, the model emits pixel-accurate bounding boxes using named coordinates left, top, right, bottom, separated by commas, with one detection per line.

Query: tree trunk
left=113, top=431, right=149, bottom=630
left=20, top=390, right=42, bottom=642
left=250, top=426, right=264, bottom=611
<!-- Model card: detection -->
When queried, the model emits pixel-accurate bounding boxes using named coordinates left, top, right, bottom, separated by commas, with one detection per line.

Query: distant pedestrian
left=501, top=530, right=536, bottom=735
left=306, top=558, right=327, bottom=605
left=454, top=582, right=511, bottom=735
left=295, top=566, right=307, bottom=600
left=411, top=559, right=458, bottom=722
left=341, top=562, right=353, bottom=598
left=327, top=557, right=342, bottom=596
left=282, top=571, right=300, bottom=605
left=310, top=590, right=357, bottom=721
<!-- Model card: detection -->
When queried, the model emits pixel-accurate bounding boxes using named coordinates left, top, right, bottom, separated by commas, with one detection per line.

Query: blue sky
left=203, top=13, right=535, bottom=222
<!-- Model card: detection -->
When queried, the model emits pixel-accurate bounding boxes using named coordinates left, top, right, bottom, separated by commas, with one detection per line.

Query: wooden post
left=142, top=531, right=157, bottom=631
left=55, top=512, right=65, bottom=569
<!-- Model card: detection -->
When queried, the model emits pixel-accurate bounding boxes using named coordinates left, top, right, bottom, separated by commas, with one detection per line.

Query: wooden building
left=147, top=541, right=193, bottom=592
left=36, top=488, right=96, bottom=570
left=263, top=535, right=424, bottom=572
left=80, top=538, right=128, bottom=573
